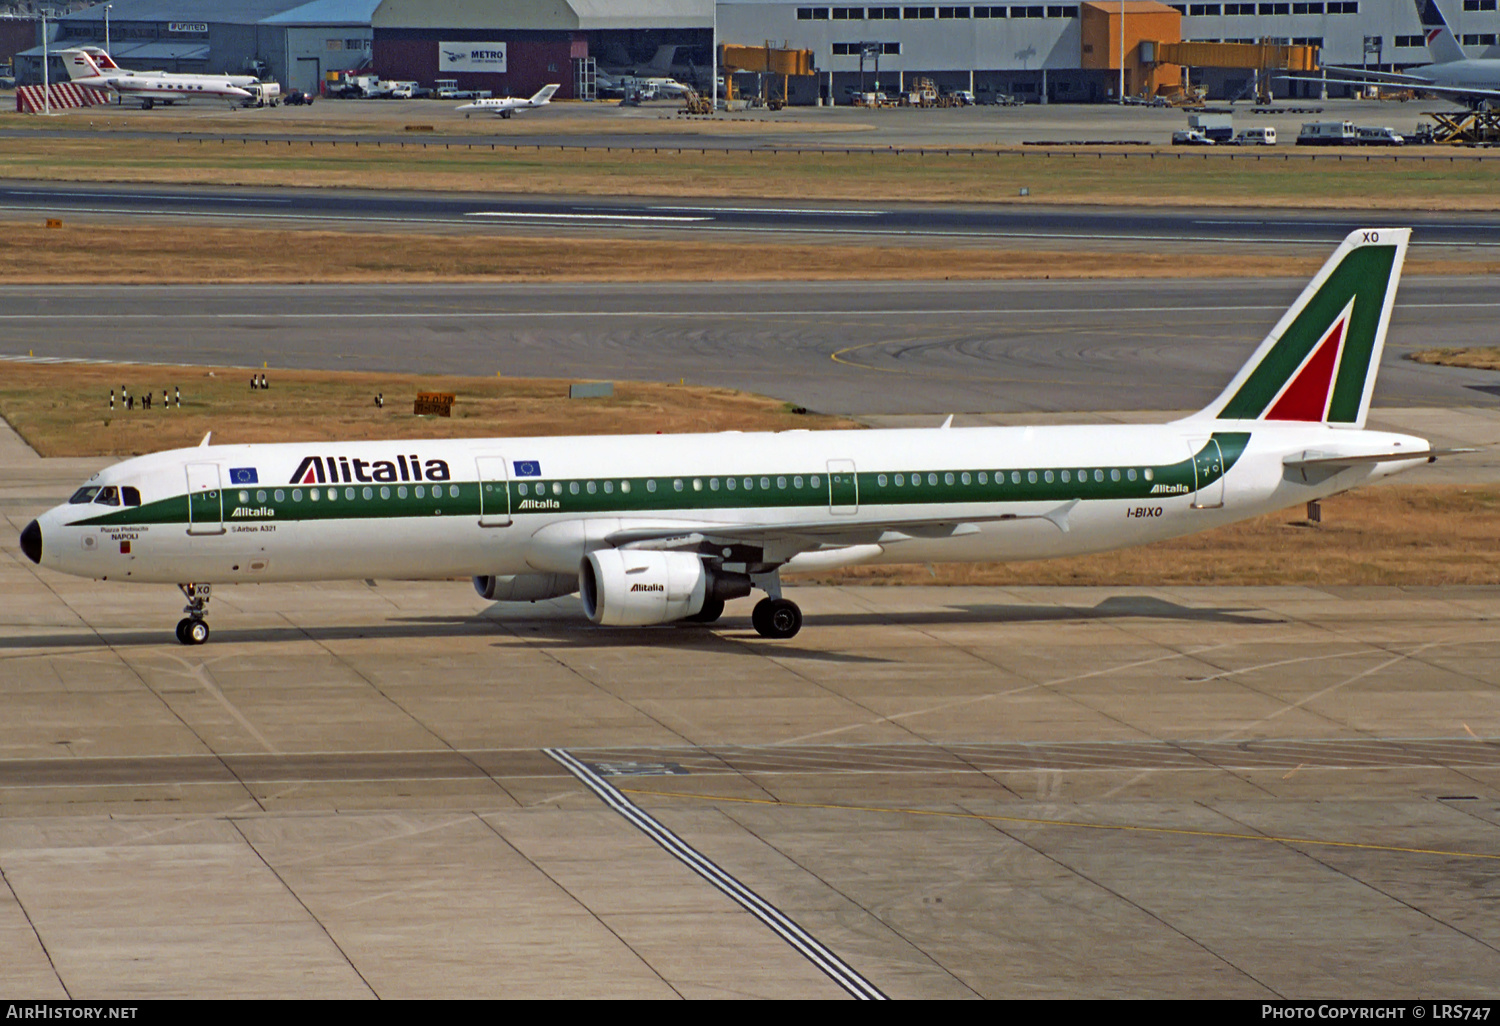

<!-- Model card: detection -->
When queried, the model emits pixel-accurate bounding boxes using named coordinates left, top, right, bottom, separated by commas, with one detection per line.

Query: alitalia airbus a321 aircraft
left=19, top=228, right=1460, bottom=645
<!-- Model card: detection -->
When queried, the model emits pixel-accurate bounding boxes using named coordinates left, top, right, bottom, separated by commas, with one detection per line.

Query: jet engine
left=580, top=549, right=750, bottom=626
left=473, top=573, right=578, bottom=602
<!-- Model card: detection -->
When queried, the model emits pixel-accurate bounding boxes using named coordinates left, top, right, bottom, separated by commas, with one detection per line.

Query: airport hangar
left=12, top=0, right=1500, bottom=99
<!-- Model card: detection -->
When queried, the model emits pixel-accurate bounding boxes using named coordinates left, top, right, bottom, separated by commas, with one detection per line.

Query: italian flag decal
left=1263, top=300, right=1351, bottom=422
left=1204, top=230, right=1405, bottom=428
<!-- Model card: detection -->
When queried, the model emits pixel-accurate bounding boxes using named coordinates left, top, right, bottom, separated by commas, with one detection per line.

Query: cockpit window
left=69, top=487, right=100, bottom=504
left=122, top=486, right=141, bottom=507
left=94, top=486, right=120, bottom=506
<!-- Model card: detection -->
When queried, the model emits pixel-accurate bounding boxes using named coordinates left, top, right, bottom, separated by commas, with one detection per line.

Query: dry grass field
left=3, top=134, right=1499, bottom=210
left=6, top=221, right=1497, bottom=284
left=0, top=361, right=859, bottom=458
left=4, top=361, right=1496, bottom=587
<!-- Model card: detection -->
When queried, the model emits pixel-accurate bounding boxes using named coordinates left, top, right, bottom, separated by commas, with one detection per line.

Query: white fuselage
left=31, top=420, right=1427, bottom=588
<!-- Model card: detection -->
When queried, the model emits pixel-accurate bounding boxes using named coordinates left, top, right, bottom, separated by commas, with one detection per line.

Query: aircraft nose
left=20, top=519, right=41, bottom=564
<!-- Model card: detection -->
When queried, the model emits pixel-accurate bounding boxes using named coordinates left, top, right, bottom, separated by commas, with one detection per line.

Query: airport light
left=41, top=12, right=50, bottom=115
left=1119, top=0, right=1126, bottom=103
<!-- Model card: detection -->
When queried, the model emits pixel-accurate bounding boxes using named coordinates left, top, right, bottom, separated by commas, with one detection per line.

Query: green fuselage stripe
left=73, top=435, right=1250, bottom=529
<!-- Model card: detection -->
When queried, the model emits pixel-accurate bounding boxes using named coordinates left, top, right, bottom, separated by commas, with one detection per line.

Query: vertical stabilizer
left=1415, top=0, right=1468, bottom=64
left=1189, top=228, right=1409, bottom=429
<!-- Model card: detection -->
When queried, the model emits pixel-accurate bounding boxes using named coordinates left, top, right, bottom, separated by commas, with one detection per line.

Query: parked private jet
left=20, top=229, right=1461, bottom=644
left=58, top=47, right=252, bottom=108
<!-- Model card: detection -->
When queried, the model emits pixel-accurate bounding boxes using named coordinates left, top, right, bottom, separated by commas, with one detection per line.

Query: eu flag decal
left=229, top=467, right=259, bottom=485
left=513, top=460, right=542, bottom=477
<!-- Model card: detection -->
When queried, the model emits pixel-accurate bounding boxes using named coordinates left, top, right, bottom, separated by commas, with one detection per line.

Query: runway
left=3, top=278, right=1498, bottom=415
left=5, top=181, right=1500, bottom=246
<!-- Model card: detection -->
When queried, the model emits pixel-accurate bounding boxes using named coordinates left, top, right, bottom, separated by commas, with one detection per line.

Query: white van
left=1355, top=126, right=1405, bottom=146
left=1233, top=127, right=1276, bottom=146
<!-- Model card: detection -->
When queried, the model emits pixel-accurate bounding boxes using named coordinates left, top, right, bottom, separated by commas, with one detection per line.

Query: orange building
left=1080, top=1, right=1183, bottom=99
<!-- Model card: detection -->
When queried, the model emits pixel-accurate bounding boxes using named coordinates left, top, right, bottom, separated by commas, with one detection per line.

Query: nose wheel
left=175, top=583, right=212, bottom=645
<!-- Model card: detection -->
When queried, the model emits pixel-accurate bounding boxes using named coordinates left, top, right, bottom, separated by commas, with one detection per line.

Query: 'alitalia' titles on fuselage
left=289, top=455, right=451, bottom=485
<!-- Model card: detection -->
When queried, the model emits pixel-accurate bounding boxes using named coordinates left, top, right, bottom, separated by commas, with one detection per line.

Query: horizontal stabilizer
left=1283, top=447, right=1474, bottom=469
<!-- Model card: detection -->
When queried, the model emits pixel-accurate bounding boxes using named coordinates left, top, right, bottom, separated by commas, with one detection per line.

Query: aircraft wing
left=1281, top=71, right=1500, bottom=101
left=603, top=500, right=1082, bottom=555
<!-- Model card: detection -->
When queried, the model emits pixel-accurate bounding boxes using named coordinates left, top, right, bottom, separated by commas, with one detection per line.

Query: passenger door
left=827, top=459, right=858, bottom=516
left=185, top=463, right=225, bottom=535
left=476, top=455, right=512, bottom=527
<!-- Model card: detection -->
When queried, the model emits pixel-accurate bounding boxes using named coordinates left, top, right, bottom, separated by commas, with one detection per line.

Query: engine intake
left=473, top=573, right=578, bottom=602
left=580, top=549, right=750, bottom=626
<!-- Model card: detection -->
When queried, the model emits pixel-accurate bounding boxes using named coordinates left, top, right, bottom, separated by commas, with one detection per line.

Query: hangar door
left=295, top=57, right=320, bottom=95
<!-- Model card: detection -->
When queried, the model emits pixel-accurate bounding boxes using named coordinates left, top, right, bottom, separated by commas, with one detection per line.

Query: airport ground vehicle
left=21, top=229, right=1457, bottom=645
left=1172, top=129, right=1215, bottom=145
left=1187, top=112, right=1234, bottom=142
left=1232, top=127, right=1277, bottom=145
left=1298, top=120, right=1358, bottom=145
left=240, top=82, right=281, bottom=108
left=1355, top=126, right=1405, bottom=146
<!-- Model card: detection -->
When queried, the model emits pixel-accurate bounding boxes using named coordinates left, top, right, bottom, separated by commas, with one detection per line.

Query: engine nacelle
left=580, top=549, right=750, bottom=626
left=473, top=573, right=578, bottom=602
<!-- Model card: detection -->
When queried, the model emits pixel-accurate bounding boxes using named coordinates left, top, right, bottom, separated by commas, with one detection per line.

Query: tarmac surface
left=0, top=95, right=1482, bottom=149
left=4, top=277, right=1499, bottom=417
left=5, top=181, right=1500, bottom=249
left=3, top=415, right=1500, bottom=999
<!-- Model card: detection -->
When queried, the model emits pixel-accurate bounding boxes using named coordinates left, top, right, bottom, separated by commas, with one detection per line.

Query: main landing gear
left=751, top=597, right=802, bottom=640
left=175, top=583, right=211, bottom=645
left=749, top=570, right=802, bottom=639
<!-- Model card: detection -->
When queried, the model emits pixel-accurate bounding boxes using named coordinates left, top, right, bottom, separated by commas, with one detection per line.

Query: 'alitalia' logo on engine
left=630, top=583, right=665, bottom=593
left=289, top=454, right=450, bottom=485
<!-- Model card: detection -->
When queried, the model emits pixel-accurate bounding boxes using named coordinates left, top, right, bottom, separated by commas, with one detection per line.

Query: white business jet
left=456, top=84, right=559, bottom=119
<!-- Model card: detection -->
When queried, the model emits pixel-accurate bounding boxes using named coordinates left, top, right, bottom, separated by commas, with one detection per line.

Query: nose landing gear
left=175, top=583, right=211, bottom=645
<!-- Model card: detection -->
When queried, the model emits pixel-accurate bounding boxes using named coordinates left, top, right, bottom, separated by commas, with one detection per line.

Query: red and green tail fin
left=1194, top=227, right=1409, bottom=429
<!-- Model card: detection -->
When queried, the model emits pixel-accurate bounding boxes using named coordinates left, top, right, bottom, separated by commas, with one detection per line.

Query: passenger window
left=1143, top=469, right=1154, bottom=481
left=760, top=477, right=770, bottom=490
left=877, top=474, right=888, bottom=487
left=238, top=491, right=250, bottom=503
left=604, top=480, right=614, bottom=494
left=274, top=489, right=285, bottom=502
left=709, top=478, right=719, bottom=491
left=895, top=474, right=904, bottom=486
left=743, top=478, right=754, bottom=490
left=673, top=479, right=684, bottom=492
left=69, top=487, right=100, bottom=504
left=1011, top=472, right=1021, bottom=485
left=586, top=481, right=597, bottom=494
left=1126, top=469, right=1137, bottom=482
left=345, top=488, right=355, bottom=500
left=380, top=487, right=390, bottom=500
left=1043, top=470, right=1053, bottom=483
left=362, top=487, right=373, bottom=500
left=794, top=476, right=804, bottom=488
left=449, top=485, right=459, bottom=498
left=621, top=480, right=632, bottom=493
left=693, top=479, right=703, bottom=491
left=310, top=489, right=320, bottom=502
left=944, top=473, right=954, bottom=486
left=397, top=486, right=407, bottom=499
left=256, top=490, right=267, bottom=503
left=978, top=472, right=988, bottom=485
left=776, top=476, right=786, bottom=489
left=961, top=472, right=970, bottom=485
left=95, top=486, right=120, bottom=506
left=726, top=477, right=736, bottom=490
left=647, top=480, right=657, bottom=493
left=1027, top=471, right=1037, bottom=484
left=1094, top=469, right=1104, bottom=483
left=518, top=483, right=529, bottom=496
left=1060, top=471, right=1071, bottom=484
left=414, top=486, right=424, bottom=498
left=569, top=482, right=580, bottom=495
left=552, top=482, right=563, bottom=495
left=810, top=475, right=820, bottom=488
